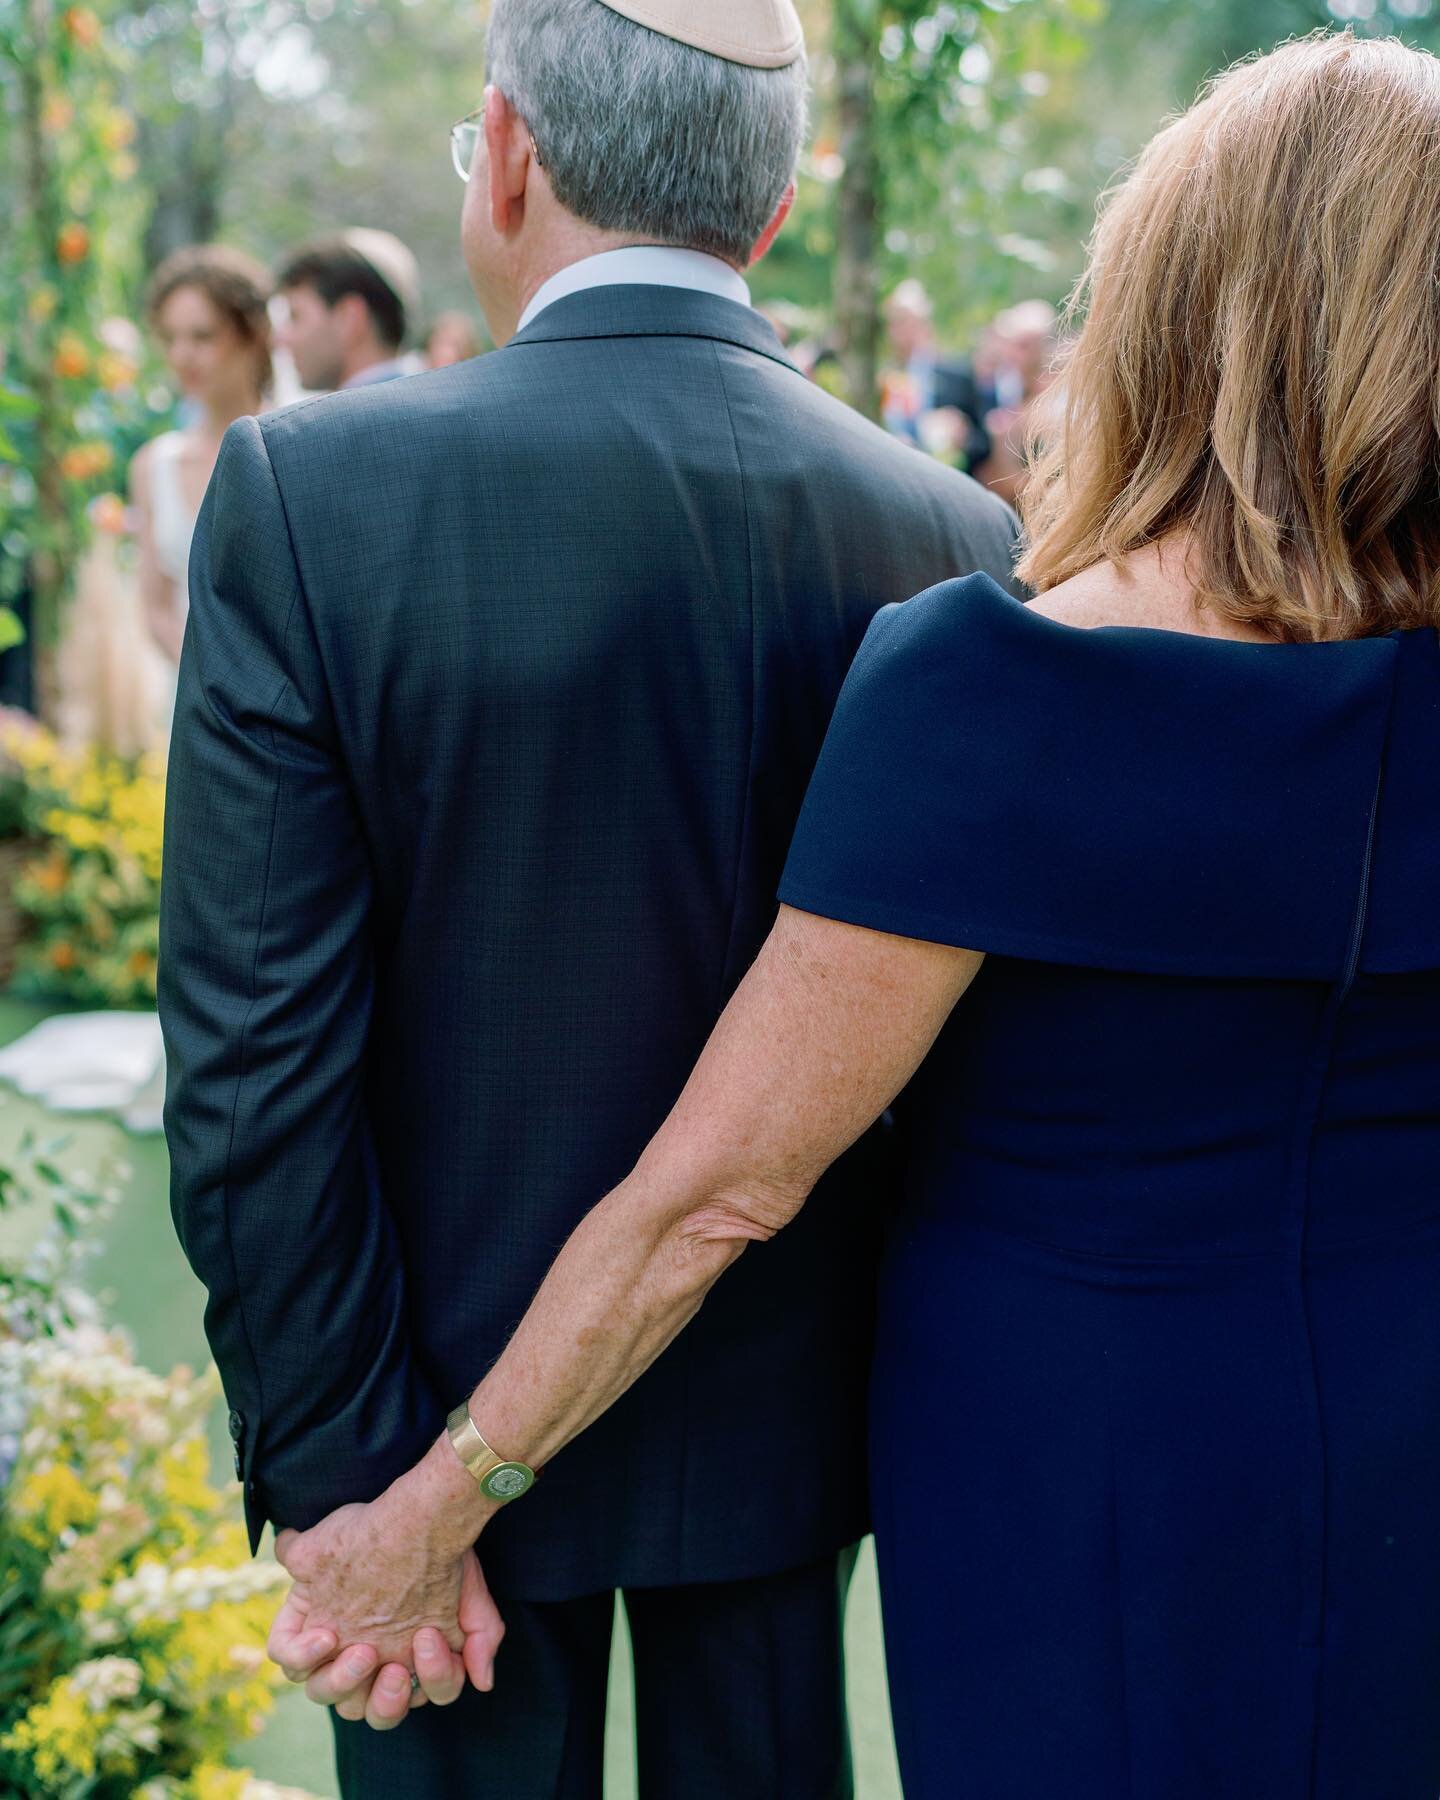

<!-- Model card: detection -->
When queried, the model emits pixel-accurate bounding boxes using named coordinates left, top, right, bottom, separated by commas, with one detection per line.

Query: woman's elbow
left=676, top=1178, right=811, bottom=1252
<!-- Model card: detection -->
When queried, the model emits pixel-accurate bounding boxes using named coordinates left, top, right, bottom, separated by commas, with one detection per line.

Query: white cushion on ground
left=0, top=1012, right=166, bottom=1130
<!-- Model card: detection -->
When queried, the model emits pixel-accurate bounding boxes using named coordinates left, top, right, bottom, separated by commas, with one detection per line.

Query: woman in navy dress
left=770, top=37, right=1440, bottom=1792
left=272, top=31, right=1439, bottom=1799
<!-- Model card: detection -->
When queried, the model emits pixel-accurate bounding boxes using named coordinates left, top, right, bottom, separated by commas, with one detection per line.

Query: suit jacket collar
left=506, top=284, right=802, bottom=377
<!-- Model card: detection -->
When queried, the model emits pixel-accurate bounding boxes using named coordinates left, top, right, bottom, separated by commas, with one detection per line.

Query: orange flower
left=36, top=860, right=68, bottom=895
left=61, top=7, right=102, bottom=48
left=42, top=95, right=75, bottom=133
left=56, top=223, right=90, bottom=265
left=60, top=442, right=114, bottom=481
left=127, top=950, right=156, bottom=980
left=89, top=493, right=129, bottom=535
left=52, top=334, right=90, bottom=380
left=49, top=942, right=78, bottom=971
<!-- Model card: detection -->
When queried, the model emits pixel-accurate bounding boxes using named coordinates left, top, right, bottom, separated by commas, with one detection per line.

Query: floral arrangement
left=0, top=0, right=170, bottom=659
left=0, top=1134, right=327, bottom=1800
left=0, top=714, right=163, bottom=1005
left=0, top=1336, right=313, bottom=1798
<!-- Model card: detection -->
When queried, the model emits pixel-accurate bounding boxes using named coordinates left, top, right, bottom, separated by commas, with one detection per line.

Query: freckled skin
left=270, top=539, right=1287, bottom=1727
left=273, top=904, right=981, bottom=1723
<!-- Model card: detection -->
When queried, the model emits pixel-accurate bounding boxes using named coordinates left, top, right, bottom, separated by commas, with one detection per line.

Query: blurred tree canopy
left=6, top=0, right=1440, bottom=390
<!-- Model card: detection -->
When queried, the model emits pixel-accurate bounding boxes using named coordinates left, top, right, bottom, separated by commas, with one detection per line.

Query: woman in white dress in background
left=130, top=246, right=273, bottom=694
left=0, top=250, right=273, bottom=1133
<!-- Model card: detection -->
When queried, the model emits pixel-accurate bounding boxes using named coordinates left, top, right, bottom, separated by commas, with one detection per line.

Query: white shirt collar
left=515, top=247, right=751, bottom=336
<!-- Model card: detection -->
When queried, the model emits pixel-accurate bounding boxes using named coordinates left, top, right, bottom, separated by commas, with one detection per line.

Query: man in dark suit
left=159, top=0, right=1020, bottom=1793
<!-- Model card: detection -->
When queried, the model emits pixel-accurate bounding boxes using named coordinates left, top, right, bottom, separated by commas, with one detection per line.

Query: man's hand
left=266, top=1467, right=504, bottom=1730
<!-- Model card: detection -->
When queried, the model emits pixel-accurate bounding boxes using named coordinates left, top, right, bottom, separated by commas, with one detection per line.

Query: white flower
left=70, top=1655, right=144, bottom=1709
left=104, top=1555, right=286, bottom=1626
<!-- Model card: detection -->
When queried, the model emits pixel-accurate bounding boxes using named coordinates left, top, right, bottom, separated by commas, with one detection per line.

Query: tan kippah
left=595, top=0, right=804, bottom=68
left=340, top=228, right=422, bottom=325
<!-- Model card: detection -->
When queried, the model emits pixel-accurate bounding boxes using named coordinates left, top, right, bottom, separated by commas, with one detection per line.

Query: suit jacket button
left=228, top=1409, right=244, bottom=1442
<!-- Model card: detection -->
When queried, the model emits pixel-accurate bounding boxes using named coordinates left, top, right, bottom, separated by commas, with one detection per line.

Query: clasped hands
left=265, top=1438, right=505, bottom=1732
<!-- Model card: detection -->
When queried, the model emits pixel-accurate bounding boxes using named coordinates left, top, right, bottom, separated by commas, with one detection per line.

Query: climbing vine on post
left=0, top=0, right=149, bottom=704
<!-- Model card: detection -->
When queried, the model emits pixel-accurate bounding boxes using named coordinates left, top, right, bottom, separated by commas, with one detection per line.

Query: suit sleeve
left=159, top=415, right=446, bottom=1556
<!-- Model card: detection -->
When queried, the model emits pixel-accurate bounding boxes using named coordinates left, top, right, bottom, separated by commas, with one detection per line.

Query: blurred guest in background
left=805, top=340, right=852, bottom=404
left=131, top=245, right=273, bottom=673
left=974, top=298, right=1059, bottom=506
left=276, top=229, right=423, bottom=393
left=881, top=278, right=990, bottom=471
left=13, top=245, right=272, bottom=1133
left=755, top=299, right=809, bottom=348
left=424, top=310, right=484, bottom=369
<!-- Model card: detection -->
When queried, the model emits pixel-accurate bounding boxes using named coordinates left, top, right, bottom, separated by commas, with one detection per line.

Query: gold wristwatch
left=445, top=1401, right=537, bottom=1504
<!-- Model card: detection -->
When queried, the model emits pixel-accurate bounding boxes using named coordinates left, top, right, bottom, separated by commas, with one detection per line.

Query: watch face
left=481, top=1463, right=534, bottom=1502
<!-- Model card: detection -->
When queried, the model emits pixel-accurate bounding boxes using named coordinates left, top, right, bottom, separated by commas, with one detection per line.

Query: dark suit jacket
left=932, top=357, right=993, bottom=471
left=159, top=285, right=1021, bottom=1602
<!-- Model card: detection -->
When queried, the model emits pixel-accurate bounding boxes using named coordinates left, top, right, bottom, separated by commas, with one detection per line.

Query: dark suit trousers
left=330, top=1547, right=859, bottom=1799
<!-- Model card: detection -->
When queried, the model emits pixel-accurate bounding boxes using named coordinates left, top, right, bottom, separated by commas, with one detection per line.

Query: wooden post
left=833, top=0, right=882, bottom=421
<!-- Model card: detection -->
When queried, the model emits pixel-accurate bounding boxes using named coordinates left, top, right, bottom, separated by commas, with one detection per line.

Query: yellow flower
left=99, top=108, right=137, bottom=151
left=27, top=283, right=60, bottom=322
left=42, top=94, right=75, bottom=133
left=98, top=350, right=139, bottom=392
left=190, top=1764, right=251, bottom=1800
left=159, top=1439, right=220, bottom=1517
left=0, top=1677, right=100, bottom=1783
left=12, top=1461, right=101, bottom=1546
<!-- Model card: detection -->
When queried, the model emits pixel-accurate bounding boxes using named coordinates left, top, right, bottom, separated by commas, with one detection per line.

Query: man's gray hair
left=486, top=0, right=809, bottom=265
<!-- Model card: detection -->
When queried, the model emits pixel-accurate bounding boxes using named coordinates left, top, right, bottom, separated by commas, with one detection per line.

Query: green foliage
left=812, top=0, right=1440, bottom=363
left=861, top=0, right=1102, bottom=327
left=0, top=1124, right=120, bottom=1355
left=0, top=720, right=164, bottom=1007
left=0, top=0, right=158, bottom=649
left=131, top=0, right=491, bottom=325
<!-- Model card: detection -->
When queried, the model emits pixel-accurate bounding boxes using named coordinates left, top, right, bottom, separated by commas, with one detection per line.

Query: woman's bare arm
left=415, top=904, right=984, bottom=1548
left=129, top=443, right=186, bottom=663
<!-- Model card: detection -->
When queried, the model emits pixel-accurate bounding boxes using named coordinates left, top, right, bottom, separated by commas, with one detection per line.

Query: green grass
left=0, top=995, right=902, bottom=1797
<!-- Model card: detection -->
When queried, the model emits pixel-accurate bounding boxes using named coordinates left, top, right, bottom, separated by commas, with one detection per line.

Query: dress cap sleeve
left=778, top=573, right=1402, bottom=980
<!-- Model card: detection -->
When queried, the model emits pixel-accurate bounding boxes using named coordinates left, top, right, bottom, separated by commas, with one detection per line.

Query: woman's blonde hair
left=1017, top=32, right=1440, bottom=641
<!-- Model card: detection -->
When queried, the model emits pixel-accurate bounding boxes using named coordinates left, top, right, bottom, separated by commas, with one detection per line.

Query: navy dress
left=778, top=573, right=1440, bottom=1799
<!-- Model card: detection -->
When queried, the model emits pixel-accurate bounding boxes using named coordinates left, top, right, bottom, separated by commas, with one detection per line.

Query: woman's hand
left=266, top=1462, right=505, bottom=1729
